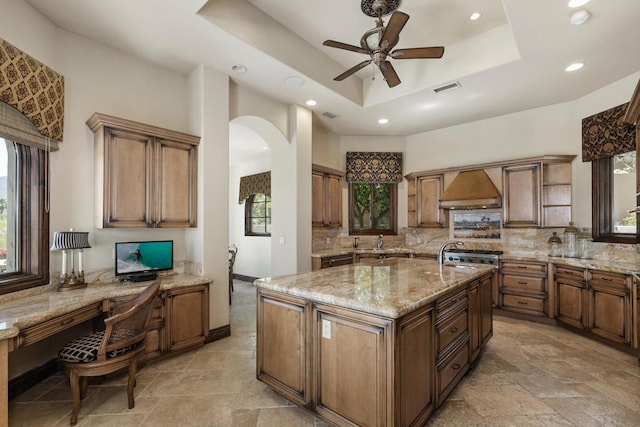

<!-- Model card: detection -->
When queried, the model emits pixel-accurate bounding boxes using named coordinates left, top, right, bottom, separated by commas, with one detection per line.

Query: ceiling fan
left=323, top=0, right=444, bottom=88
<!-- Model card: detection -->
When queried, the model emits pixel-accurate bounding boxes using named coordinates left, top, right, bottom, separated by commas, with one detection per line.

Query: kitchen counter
left=255, top=257, right=494, bottom=318
left=312, top=248, right=640, bottom=275
left=0, top=273, right=212, bottom=341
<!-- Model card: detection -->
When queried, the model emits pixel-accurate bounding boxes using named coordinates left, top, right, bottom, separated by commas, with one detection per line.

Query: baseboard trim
left=8, top=358, right=59, bottom=400
left=205, top=324, right=231, bottom=344
left=233, top=273, right=258, bottom=283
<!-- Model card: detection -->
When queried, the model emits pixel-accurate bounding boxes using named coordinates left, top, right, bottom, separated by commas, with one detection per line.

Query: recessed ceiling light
left=231, top=64, right=247, bottom=74
left=285, top=76, right=305, bottom=87
left=568, top=0, right=589, bottom=8
left=378, top=118, right=389, bottom=124
left=570, top=9, right=590, bottom=25
left=565, top=62, right=584, bottom=72
left=305, top=99, right=317, bottom=106
left=470, top=12, right=482, bottom=21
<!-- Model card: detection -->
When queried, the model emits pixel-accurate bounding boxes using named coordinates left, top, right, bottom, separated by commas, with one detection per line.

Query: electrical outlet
left=279, top=236, right=285, bottom=244
left=322, top=319, right=331, bottom=339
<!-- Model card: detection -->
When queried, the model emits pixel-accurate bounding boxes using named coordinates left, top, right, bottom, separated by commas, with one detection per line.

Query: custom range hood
left=439, top=170, right=502, bottom=209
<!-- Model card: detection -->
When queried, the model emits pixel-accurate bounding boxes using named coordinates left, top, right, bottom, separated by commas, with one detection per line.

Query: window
left=349, top=183, right=397, bottom=235
left=245, top=193, right=271, bottom=236
left=592, top=150, right=637, bottom=243
left=0, top=137, right=49, bottom=294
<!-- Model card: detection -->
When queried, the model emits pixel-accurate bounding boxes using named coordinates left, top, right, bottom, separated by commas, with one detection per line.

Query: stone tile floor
left=9, top=280, right=640, bottom=426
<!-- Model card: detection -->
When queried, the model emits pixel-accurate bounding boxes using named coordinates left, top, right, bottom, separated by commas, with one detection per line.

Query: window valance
left=238, top=171, right=271, bottom=204
left=581, top=103, right=636, bottom=162
left=346, top=151, right=403, bottom=183
left=0, top=37, right=65, bottom=143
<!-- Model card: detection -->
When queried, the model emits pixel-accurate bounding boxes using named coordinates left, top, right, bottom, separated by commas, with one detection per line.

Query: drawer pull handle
left=451, top=298, right=459, bottom=304
left=452, top=363, right=461, bottom=370
left=451, top=327, right=460, bottom=333
left=600, top=277, right=612, bottom=281
left=517, top=281, right=528, bottom=285
left=517, top=301, right=528, bottom=305
left=59, top=317, right=75, bottom=326
left=517, top=265, right=527, bottom=269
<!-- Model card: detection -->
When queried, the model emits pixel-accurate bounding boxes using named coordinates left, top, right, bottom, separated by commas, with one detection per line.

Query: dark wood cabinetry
left=165, top=284, right=209, bottom=352
left=406, top=174, right=446, bottom=228
left=87, top=113, right=199, bottom=228
left=355, top=252, right=411, bottom=262
left=499, top=260, right=548, bottom=317
left=312, top=164, right=343, bottom=228
left=555, top=266, right=633, bottom=351
left=503, top=164, right=540, bottom=227
left=469, top=274, right=493, bottom=363
left=311, top=253, right=353, bottom=271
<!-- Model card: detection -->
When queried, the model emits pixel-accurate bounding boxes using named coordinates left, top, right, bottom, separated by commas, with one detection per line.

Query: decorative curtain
left=0, top=37, right=65, bottom=142
left=345, top=151, right=403, bottom=183
left=581, top=103, right=636, bottom=162
left=238, top=171, right=271, bottom=204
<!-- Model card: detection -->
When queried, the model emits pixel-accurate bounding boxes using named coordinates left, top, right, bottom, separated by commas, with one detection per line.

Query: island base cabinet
left=256, top=290, right=311, bottom=406
left=313, top=304, right=392, bottom=427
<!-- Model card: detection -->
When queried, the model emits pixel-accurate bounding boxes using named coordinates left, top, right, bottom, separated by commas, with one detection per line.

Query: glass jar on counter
left=563, top=222, right=578, bottom=258
left=547, top=232, right=563, bottom=257
left=577, top=227, right=592, bottom=259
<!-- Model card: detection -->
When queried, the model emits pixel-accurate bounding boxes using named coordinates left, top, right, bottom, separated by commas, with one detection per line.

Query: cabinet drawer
left=502, top=274, right=546, bottom=292
left=502, top=294, right=545, bottom=314
left=555, top=265, right=585, bottom=282
left=500, top=261, right=546, bottom=274
left=436, top=288, right=468, bottom=318
left=437, top=310, right=468, bottom=353
left=16, top=302, right=103, bottom=348
left=437, top=342, right=469, bottom=395
left=589, top=270, right=629, bottom=290
left=320, top=254, right=353, bottom=269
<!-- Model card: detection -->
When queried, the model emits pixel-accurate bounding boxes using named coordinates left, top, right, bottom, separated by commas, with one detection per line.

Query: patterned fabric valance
left=346, top=151, right=403, bottom=183
left=0, top=37, right=65, bottom=142
left=582, top=103, right=636, bottom=162
left=238, top=171, right=271, bottom=204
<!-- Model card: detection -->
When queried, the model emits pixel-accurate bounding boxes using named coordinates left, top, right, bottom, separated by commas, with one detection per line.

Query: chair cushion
left=58, top=331, right=136, bottom=363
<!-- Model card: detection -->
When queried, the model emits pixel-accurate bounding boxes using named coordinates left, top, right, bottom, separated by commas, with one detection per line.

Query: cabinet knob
left=59, top=317, right=75, bottom=326
left=451, top=327, right=460, bottom=333
left=517, top=301, right=528, bottom=305
left=452, top=363, right=461, bottom=370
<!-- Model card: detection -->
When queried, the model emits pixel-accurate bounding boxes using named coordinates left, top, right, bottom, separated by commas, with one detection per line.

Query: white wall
left=229, top=157, right=272, bottom=278
left=312, top=122, right=341, bottom=170
left=406, top=71, right=640, bottom=229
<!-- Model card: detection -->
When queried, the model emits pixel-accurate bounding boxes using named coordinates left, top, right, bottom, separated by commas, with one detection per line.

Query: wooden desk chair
left=58, top=280, right=161, bottom=425
left=229, top=244, right=238, bottom=305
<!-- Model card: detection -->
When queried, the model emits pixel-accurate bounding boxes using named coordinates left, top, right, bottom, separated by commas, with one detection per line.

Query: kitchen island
left=254, top=258, right=495, bottom=427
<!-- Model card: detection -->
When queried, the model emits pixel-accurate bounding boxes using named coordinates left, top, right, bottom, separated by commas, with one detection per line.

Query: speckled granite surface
left=0, top=274, right=212, bottom=341
left=254, top=258, right=494, bottom=319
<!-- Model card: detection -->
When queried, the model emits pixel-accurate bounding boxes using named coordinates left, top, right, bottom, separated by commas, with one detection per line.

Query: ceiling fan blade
left=391, top=46, right=445, bottom=59
left=334, top=59, right=372, bottom=81
left=380, top=11, right=409, bottom=50
left=379, top=61, right=401, bottom=88
left=323, top=40, right=368, bottom=54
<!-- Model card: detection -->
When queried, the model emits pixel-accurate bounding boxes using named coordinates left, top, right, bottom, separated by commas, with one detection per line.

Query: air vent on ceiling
left=434, top=81, right=462, bottom=94
left=322, top=111, right=338, bottom=119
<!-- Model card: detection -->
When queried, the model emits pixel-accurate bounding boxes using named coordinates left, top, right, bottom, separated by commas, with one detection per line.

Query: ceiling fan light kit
left=323, top=0, right=445, bottom=88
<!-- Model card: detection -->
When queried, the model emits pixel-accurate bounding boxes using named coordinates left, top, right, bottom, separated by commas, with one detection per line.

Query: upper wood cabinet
left=87, top=113, right=199, bottom=228
left=503, top=163, right=540, bottom=227
left=312, top=164, right=343, bottom=228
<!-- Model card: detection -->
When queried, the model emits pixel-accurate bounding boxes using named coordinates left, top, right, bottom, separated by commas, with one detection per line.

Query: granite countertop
left=254, top=258, right=494, bottom=319
left=312, top=248, right=640, bottom=275
left=0, top=273, right=212, bottom=341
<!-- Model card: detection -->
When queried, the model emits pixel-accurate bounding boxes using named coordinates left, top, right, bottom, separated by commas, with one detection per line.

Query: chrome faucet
left=438, top=240, right=464, bottom=267
left=377, top=234, right=384, bottom=249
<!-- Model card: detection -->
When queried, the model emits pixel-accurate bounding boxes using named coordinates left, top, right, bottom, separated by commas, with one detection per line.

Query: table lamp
left=50, top=229, right=91, bottom=291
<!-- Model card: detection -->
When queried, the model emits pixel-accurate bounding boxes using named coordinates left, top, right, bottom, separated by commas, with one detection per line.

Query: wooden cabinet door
left=468, top=280, right=480, bottom=361
left=556, top=278, right=586, bottom=329
left=503, top=163, right=541, bottom=227
left=155, top=139, right=197, bottom=227
left=324, top=173, right=342, bottom=227
left=166, top=285, right=208, bottom=352
left=417, top=175, right=445, bottom=228
left=479, top=274, right=493, bottom=348
left=314, top=305, right=392, bottom=427
left=588, top=282, right=631, bottom=346
left=140, top=295, right=165, bottom=362
left=103, top=128, right=153, bottom=227
left=311, top=171, right=325, bottom=227
left=257, top=290, right=311, bottom=406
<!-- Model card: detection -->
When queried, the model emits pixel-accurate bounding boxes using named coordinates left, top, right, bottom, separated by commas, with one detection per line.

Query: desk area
left=0, top=274, right=212, bottom=427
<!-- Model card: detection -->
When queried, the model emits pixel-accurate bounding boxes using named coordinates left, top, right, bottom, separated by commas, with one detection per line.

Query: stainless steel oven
left=442, top=249, right=503, bottom=268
